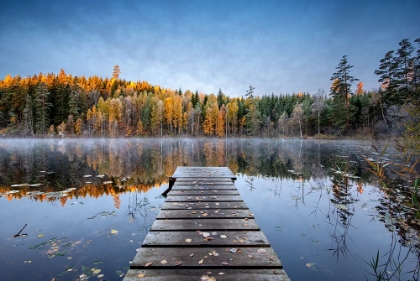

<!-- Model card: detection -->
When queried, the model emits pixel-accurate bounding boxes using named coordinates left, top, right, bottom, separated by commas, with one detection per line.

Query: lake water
left=0, top=138, right=419, bottom=281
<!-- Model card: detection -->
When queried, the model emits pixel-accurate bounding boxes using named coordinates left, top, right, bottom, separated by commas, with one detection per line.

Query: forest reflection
left=0, top=138, right=379, bottom=206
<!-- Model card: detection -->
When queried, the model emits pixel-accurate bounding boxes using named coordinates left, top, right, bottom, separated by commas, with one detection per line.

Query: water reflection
left=0, top=138, right=419, bottom=280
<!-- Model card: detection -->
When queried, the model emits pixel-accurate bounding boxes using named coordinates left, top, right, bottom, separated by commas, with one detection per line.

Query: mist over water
left=0, top=138, right=418, bottom=280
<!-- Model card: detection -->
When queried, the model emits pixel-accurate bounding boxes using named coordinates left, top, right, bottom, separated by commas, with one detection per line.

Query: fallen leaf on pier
left=144, top=262, right=152, bottom=267
left=175, top=261, right=182, bottom=266
left=220, top=234, right=227, bottom=239
left=198, top=259, right=203, bottom=264
left=137, top=273, right=145, bottom=278
left=160, top=260, right=167, bottom=264
left=257, top=248, right=266, bottom=253
left=185, top=238, right=192, bottom=243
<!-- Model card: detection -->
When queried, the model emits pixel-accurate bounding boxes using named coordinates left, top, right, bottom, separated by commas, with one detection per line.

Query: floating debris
left=11, top=183, right=29, bottom=187
left=26, top=191, right=45, bottom=197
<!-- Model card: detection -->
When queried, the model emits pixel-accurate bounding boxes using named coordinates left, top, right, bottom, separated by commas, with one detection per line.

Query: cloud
left=1, top=0, right=419, bottom=96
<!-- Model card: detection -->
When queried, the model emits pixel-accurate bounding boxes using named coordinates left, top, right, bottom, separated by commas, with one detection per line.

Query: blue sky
left=1, top=0, right=419, bottom=97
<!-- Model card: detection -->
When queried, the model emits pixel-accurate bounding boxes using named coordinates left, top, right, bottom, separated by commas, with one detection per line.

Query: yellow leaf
left=137, top=273, right=145, bottom=278
left=144, top=262, right=152, bottom=267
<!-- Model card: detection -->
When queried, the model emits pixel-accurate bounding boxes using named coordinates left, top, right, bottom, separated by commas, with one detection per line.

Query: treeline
left=0, top=38, right=419, bottom=139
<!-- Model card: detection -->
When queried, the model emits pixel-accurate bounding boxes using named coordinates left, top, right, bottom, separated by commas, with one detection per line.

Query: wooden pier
left=124, top=167, right=290, bottom=281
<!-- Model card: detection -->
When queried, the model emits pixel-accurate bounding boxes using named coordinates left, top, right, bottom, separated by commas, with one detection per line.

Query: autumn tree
left=172, top=95, right=183, bottom=134
left=164, top=97, right=173, bottom=132
left=226, top=99, right=239, bottom=136
left=216, top=105, right=226, bottom=137
left=312, top=89, right=326, bottom=136
left=112, top=65, right=121, bottom=79
left=356, top=82, right=364, bottom=95
left=291, top=103, right=303, bottom=137
left=203, top=102, right=218, bottom=135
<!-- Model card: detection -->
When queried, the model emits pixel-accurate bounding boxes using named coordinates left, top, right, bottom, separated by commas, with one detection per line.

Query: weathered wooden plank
left=150, top=219, right=259, bottom=231
left=175, top=177, right=234, bottom=181
left=161, top=201, right=249, bottom=210
left=142, top=231, right=270, bottom=247
left=167, top=190, right=240, bottom=196
left=172, top=173, right=235, bottom=178
left=124, top=269, right=290, bottom=281
left=157, top=209, right=254, bottom=219
left=165, top=195, right=243, bottom=202
left=172, top=167, right=235, bottom=177
left=174, top=181, right=234, bottom=186
left=171, top=185, right=237, bottom=190
left=131, top=247, right=282, bottom=268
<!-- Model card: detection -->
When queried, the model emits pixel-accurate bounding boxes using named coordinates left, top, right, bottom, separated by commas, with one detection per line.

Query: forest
left=0, top=38, right=419, bottom=140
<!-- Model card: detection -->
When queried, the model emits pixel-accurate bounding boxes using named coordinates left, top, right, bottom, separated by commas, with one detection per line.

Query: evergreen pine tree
left=330, top=55, right=359, bottom=133
left=34, top=82, right=52, bottom=135
left=22, top=94, right=34, bottom=136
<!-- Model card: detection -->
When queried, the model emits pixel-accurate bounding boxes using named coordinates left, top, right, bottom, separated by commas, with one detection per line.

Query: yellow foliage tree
left=216, top=105, right=226, bottom=137
left=356, top=81, right=364, bottom=95
left=136, top=120, right=144, bottom=136
left=164, top=97, right=173, bottom=132
left=75, top=118, right=83, bottom=135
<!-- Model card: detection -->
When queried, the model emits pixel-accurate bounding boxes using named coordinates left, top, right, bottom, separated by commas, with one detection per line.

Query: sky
left=0, top=0, right=419, bottom=97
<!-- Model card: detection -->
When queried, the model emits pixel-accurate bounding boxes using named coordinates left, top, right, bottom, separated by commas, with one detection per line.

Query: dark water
left=0, top=138, right=419, bottom=281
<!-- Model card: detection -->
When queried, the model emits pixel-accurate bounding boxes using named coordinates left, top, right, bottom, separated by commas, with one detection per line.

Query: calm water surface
left=0, top=138, right=419, bottom=281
